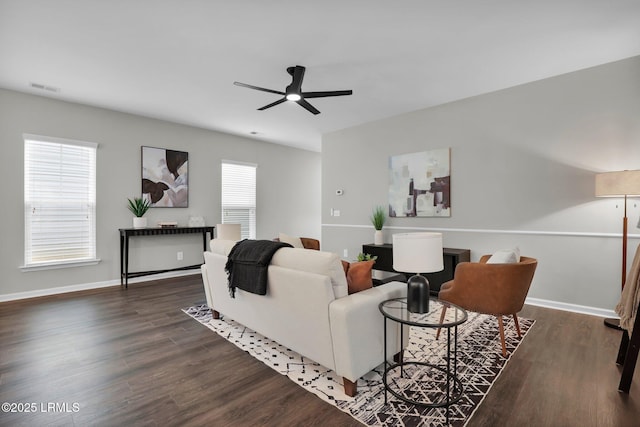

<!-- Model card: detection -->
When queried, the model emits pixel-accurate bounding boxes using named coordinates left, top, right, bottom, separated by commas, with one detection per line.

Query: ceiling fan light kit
left=234, top=65, right=352, bottom=115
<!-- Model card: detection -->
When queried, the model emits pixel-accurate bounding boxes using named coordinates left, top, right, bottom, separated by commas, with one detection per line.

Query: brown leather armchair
left=437, top=255, right=537, bottom=356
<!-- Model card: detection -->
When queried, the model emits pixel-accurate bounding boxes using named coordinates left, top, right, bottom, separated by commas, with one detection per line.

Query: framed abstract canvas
left=388, top=148, right=450, bottom=217
left=141, top=146, right=188, bottom=207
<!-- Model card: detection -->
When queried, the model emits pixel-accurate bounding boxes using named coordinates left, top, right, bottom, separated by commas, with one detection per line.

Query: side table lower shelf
left=383, top=360, right=464, bottom=407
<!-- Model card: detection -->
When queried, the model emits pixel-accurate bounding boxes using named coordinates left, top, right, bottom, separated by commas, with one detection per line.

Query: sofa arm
left=329, top=281, right=407, bottom=383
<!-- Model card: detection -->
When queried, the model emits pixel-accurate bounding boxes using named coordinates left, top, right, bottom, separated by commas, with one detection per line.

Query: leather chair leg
left=513, top=314, right=521, bottom=337
left=435, top=305, right=448, bottom=340
left=497, top=316, right=507, bottom=357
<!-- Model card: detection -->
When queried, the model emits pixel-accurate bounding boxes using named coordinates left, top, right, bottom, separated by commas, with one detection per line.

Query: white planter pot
left=133, top=217, right=148, bottom=228
left=374, top=230, right=384, bottom=245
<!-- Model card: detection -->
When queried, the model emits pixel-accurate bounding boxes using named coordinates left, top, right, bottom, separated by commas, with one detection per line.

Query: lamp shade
left=392, top=232, right=443, bottom=273
left=216, top=223, right=241, bottom=241
left=595, top=170, right=640, bottom=197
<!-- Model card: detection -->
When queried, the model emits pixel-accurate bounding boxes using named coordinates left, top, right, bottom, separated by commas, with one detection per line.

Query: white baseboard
left=0, top=270, right=200, bottom=303
left=525, top=297, right=616, bottom=318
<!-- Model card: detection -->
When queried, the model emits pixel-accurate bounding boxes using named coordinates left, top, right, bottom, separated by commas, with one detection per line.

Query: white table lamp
left=216, top=223, right=242, bottom=241
left=393, top=232, right=444, bottom=313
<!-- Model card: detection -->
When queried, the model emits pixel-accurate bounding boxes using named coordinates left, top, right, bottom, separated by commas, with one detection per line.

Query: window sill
left=20, top=258, right=101, bottom=272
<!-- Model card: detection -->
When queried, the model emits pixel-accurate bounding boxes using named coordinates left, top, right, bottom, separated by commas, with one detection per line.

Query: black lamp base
left=407, top=274, right=430, bottom=313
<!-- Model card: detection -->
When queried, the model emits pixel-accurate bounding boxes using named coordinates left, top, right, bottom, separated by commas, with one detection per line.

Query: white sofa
left=200, top=239, right=407, bottom=396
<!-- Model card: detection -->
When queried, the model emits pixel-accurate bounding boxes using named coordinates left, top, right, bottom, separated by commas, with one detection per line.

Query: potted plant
left=127, top=197, right=151, bottom=228
left=357, top=253, right=378, bottom=262
left=370, top=205, right=386, bottom=245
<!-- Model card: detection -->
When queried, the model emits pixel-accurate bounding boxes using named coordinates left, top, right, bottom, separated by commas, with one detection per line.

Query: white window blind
left=23, top=134, right=98, bottom=269
left=221, top=161, right=256, bottom=239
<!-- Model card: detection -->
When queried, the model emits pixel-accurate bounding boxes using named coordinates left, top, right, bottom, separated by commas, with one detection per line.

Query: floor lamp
left=595, top=170, right=640, bottom=329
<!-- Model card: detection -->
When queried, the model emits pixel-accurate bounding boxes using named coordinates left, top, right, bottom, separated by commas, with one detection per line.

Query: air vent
left=29, top=82, right=60, bottom=93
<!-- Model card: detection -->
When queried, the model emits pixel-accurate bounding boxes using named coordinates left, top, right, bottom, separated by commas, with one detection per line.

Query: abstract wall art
left=141, top=146, right=188, bottom=208
left=388, top=148, right=450, bottom=217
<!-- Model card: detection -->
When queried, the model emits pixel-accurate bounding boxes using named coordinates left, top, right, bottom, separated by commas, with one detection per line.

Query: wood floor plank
left=1, top=274, right=638, bottom=426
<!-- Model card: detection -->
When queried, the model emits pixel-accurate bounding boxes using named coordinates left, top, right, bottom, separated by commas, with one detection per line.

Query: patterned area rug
left=183, top=305, right=534, bottom=426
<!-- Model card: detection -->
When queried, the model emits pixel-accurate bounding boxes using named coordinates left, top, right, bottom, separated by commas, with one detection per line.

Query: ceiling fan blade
left=234, top=81, right=284, bottom=96
left=258, top=98, right=287, bottom=111
left=297, top=99, right=320, bottom=115
left=302, top=90, right=353, bottom=99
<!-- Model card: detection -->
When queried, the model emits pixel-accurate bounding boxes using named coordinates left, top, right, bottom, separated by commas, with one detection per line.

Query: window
left=23, top=134, right=98, bottom=270
left=221, top=161, right=256, bottom=239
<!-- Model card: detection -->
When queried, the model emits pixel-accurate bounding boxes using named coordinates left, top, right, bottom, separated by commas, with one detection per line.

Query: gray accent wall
left=322, top=56, right=640, bottom=314
left=0, top=88, right=320, bottom=298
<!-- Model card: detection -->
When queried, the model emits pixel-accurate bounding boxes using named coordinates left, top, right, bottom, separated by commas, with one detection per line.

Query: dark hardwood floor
left=1, top=275, right=638, bottom=426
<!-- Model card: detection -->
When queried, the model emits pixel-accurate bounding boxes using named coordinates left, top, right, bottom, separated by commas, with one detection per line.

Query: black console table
left=362, top=243, right=470, bottom=294
left=119, top=226, right=214, bottom=288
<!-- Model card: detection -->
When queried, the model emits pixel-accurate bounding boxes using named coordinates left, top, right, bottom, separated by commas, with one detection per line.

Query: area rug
left=183, top=305, right=534, bottom=426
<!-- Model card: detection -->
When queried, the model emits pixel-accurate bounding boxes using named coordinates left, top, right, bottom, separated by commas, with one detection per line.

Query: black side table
left=379, top=297, right=467, bottom=423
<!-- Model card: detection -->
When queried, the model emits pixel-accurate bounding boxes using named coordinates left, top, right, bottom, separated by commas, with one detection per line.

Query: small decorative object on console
left=158, top=221, right=178, bottom=228
left=370, top=205, right=387, bottom=245
left=127, top=197, right=150, bottom=228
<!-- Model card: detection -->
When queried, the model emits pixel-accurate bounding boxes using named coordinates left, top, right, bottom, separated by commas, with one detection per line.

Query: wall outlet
left=177, top=251, right=183, bottom=261
left=333, top=209, right=341, bottom=217
left=343, top=249, right=348, bottom=258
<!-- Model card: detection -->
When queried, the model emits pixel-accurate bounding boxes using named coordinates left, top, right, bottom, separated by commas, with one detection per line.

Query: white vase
left=374, top=230, right=384, bottom=245
left=133, top=217, right=147, bottom=228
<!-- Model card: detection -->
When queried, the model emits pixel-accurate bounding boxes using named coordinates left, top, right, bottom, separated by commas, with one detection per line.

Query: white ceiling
left=1, top=1, right=639, bottom=152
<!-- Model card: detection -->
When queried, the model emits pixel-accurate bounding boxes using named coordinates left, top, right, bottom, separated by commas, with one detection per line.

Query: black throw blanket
left=225, top=239, right=292, bottom=298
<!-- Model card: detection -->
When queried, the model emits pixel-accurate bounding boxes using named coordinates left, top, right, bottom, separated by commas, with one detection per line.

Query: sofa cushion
left=343, top=260, right=375, bottom=294
left=278, top=232, right=305, bottom=248
left=271, top=247, right=348, bottom=298
left=486, top=247, right=521, bottom=264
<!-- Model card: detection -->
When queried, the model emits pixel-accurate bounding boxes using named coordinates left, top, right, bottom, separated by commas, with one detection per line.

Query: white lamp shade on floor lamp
left=393, top=232, right=444, bottom=313
left=595, top=170, right=640, bottom=198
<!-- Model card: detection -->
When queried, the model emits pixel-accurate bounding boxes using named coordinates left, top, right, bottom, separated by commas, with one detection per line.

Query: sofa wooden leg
left=393, top=350, right=404, bottom=364
left=497, top=316, right=507, bottom=357
left=212, top=309, right=220, bottom=319
left=343, top=378, right=357, bottom=397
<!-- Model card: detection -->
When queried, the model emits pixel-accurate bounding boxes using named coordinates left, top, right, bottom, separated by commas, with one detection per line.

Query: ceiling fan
left=233, top=65, right=353, bottom=115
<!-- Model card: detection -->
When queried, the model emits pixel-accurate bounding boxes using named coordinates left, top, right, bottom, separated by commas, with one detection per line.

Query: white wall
left=322, top=56, right=640, bottom=315
left=0, top=88, right=321, bottom=298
